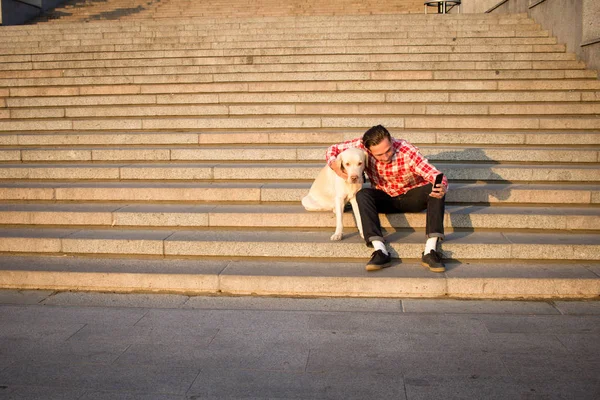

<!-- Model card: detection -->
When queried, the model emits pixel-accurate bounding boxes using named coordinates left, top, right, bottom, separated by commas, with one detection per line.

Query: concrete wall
left=461, top=0, right=600, bottom=74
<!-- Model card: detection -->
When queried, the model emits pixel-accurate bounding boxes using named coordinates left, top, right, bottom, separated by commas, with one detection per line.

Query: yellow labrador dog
left=302, top=148, right=367, bottom=241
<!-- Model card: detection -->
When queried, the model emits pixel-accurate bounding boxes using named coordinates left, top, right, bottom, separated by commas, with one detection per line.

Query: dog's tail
left=301, top=194, right=326, bottom=211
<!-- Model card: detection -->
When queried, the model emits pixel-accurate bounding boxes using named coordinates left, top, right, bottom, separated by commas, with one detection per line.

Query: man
left=326, top=125, right=448, bottom=272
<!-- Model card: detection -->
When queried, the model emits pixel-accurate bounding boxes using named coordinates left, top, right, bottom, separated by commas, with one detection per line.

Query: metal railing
left=424, top=0, right=461, bottom=14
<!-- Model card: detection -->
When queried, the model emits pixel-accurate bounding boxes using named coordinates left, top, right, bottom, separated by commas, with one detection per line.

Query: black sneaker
left=366, top=250, right=391, bottom=271
left=421, top=250, right=445, bottom=273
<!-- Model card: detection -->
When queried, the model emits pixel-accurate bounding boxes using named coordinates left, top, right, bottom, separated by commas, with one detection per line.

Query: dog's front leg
left=349, top=196, right=364, bottom=239
left=330, top=196, right=345, bottom=241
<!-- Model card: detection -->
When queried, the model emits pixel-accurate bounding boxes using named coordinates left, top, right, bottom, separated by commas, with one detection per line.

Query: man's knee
left=356, top=188, right=371, bottom=204
left=427, top=193, right=446, bottom=207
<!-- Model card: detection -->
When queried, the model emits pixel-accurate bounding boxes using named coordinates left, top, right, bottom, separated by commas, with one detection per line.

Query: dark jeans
left=355, top=184, right=445, bottom=246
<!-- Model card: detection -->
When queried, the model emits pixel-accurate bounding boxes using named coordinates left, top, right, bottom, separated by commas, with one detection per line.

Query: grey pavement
left=0, top=291, right=599, bottom=400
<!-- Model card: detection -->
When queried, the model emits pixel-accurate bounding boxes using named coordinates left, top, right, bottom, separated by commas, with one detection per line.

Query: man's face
left=368, top=138, right=394, bottom=164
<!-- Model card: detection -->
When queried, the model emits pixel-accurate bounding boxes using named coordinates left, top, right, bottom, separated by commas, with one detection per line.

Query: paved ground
left=0, top=290, right=598, bottom=400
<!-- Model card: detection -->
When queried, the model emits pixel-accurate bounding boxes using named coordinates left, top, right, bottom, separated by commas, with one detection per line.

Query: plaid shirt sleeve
left=325, top=137, right=364, bottom=166
left=405, top=142, right=446, bottom=186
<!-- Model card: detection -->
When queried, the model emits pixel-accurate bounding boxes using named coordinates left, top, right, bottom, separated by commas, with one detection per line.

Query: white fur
left=302, top=148, right=367, bottom=241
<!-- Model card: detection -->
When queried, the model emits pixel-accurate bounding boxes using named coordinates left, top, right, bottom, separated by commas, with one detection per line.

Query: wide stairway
left=0, top=0, right=599, bottom=299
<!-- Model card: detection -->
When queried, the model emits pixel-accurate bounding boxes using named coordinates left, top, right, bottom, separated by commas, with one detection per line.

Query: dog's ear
left=335, top=153, right=345, bottom=172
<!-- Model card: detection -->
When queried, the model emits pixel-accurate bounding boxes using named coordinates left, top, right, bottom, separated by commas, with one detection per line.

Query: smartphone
left=434, top=173, right=444, bottom=187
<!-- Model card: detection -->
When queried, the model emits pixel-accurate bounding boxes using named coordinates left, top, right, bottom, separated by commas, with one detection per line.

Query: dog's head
left=335, top=148, right=367, bottom=184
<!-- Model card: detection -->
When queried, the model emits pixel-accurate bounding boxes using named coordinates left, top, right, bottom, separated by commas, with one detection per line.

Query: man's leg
left=388, top=184, right=446, bottom=272
left=390, top=183, right=445, bottom=240
left=426, top=188, right=445, bottom=240
left=355, top=188, right=396, bottom=271
left=356, top=185, right=446, bottom=272
left=355, top=187, right=396, bottom=247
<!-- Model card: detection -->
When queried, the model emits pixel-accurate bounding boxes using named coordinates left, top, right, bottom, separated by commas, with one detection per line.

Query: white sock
left=372, top=240, right=388, bottom=255
left=424, top=237, right=438, bottom=254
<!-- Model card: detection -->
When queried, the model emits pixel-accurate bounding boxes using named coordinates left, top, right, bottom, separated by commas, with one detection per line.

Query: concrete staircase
left=0, top=0, right=599, bottom=299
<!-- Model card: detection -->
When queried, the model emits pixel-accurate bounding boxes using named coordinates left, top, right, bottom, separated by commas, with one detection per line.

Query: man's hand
left=330, top=161, right=348, bottom=180
left=430, top=183, right=446, bottom=198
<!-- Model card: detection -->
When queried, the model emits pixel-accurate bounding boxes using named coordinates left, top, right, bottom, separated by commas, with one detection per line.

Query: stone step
left=27, top=17, right=533, bottom=28
left=1, top=52, right=581, bottom=73
left=0, top=29, right=559, bottom=50
left=3, top=74, right=597, bottom=90
left=2, top=15, right=539, bottom=28
left=2, top=61, right=585, bottom=82
left=5, top=89, right=598, bottom=105
left=0, top=21, right=539, bottom=35
left=0, top=69, right=598, bottom=89
left=0, top=26, right=548, bottom=54
left=0, top=42, right=567, bottom=59
left=6, top=90, right=597, bottom=105
left=6, top=103, right=600, bottom=119
left=0, top=162, right=598, bottom=182
left=0, top=181, right=597, bottom=205
left=148, top=4, right=425, bottom=16
left=0, top=41, right=575, bottom=63
left=5, top=107, right=600, bottom=122
left=0, top=25, right=551, bottom=41
left=27, top=7, right=522, bottom=20
left=7, top=14, right=534, bottom=33
left=2, top=130, right=599, bottom=147
left=1, top=254, right=596, bottom=299
left=1, top=145, right=597, bottom=163
left=1, top=111, right=600, bottom=130
left=0, top=227, right=597, bottom=261
left=1, top=51, right=578, bottom=67
left=0, top=203, right=596, bottom=231
left=0, top=16, right=539, bottom=28
left=33, top=14, right=531, bottom=26
left=0, top=39, right=565, bottom=56
left=2, top=116, right=600, bottom=132
left=0, top=29, right=551, bottom=49
left=0, top=36, right=559, bottom=52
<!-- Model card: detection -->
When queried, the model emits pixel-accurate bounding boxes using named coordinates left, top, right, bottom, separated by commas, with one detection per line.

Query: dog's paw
left=330, top=233, right=343, bottom=241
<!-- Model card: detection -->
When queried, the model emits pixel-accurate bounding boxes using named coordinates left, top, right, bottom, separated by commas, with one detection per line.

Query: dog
left=302, top=147, right=367, bottom=241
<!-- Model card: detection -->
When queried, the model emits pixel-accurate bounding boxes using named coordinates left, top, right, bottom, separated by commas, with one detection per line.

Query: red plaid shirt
left=326, top=137, right=448, bottom=197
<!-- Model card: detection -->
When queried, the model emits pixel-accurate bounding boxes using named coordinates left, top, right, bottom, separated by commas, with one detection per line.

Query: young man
left=327, top=125, right=448, bottom=272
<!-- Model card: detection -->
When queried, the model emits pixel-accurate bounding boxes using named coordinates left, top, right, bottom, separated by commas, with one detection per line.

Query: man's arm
left=404, top=142, right=448, bottom=197
left=326, top=138, right=363, bottom=179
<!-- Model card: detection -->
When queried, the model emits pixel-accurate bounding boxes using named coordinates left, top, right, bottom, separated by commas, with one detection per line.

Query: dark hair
left=362, top=125, right=391, bottom=149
